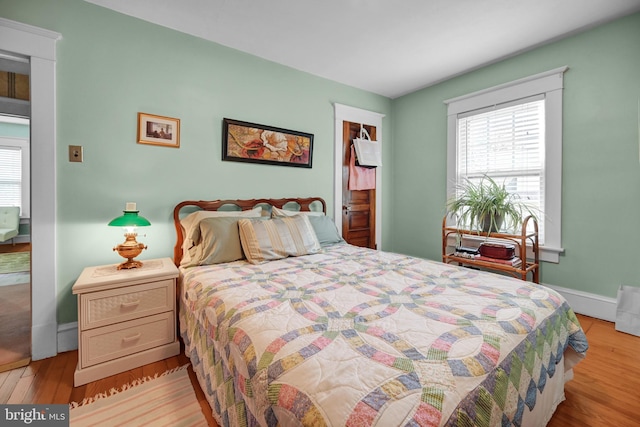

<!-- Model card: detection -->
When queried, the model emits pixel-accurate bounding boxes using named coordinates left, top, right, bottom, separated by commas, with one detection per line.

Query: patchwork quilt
left=180, top=243, right=588, bottom=427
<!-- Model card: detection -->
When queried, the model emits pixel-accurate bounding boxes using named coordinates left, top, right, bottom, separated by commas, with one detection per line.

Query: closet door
left=341, top=121, right=376, bottom=249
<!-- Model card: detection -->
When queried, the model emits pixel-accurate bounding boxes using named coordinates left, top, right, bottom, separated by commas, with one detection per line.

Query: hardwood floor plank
left=20, top=358, right=43, bottom=378
left=52, top=351, right=76, bottom=404
left=0, top=369, right=11, bottom=390
left=7, top=370, right=35, bottom=404
left=0, top=367, right=24, bottom=403
left=85, top=372, right=119, bottom=400
left=68, top=382, right=87, bottom=405
left=15, top=356, right=52, bottom=405
left=31, top=348, right=68, bottom=404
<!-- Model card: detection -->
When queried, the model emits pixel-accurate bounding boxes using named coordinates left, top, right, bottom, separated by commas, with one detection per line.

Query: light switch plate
left=69, top=145, right=83, bottom=162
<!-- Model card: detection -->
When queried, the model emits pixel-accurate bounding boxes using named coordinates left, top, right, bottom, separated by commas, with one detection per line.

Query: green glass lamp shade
left=108, top=211, right=151, bottom=227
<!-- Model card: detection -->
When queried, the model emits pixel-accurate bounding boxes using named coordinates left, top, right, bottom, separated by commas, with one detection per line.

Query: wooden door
left=342, top=121, right=376, bottom=249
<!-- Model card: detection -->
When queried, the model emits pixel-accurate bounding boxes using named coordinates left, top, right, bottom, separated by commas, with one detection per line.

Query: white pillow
left=271, top=206, right=324, bottom=217
left=180, top=206, right=262, bottom=266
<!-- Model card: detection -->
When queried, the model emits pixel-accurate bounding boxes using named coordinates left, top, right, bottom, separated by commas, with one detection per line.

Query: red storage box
left=479, top=243, right=515, bottom=260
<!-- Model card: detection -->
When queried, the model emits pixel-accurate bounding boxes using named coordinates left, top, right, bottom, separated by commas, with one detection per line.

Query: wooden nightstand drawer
left=80, top=311, right=175, bottom=368
left=80, top=279, right=174, bottom=330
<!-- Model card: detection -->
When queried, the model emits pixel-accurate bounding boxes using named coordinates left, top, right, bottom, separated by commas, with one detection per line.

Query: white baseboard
left=57, top=321, right=78, bottom=353
left=52, top=285, right=616, bottom=357
left=32, top=322, right=58, bottom=361
left=544, top=283, right=617, bottom=322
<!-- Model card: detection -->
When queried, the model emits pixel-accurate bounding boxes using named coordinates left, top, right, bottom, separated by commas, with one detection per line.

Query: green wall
left=3, top=0, right=639, bottom=326
left=0, top=0, right=392, bottom=323
left=0, top=122, right=29, bottom=138
left=391, top=13, right=640, bottom=299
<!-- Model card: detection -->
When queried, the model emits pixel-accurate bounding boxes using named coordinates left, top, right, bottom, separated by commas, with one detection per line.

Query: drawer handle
left=122, top=333, right=141, bottom=343
left=121, top=300, right=141, bottom=309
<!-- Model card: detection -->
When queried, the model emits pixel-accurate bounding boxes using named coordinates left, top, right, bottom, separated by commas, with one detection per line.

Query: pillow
left=180, top=206, right=263, bottom=265
left=238, top=215, right=321, bottom=264
left=183, top=217, right=246, bottom=267
left=271, top=206, right=324, bottom=217
left=308, top=215, right=344, bottom=246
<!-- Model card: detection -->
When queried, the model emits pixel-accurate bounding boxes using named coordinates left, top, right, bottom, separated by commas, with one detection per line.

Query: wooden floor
left=0, top=242, right=31, bottom=371
left=0, top=314, right=638, bottom=426
left=547, top=314, right=640, bottom=427
left=0, top=242, right=30, bottom=254
left=0, top=350, right=218, bottom=426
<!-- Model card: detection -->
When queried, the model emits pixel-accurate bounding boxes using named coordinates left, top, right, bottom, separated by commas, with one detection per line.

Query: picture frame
left=222, top=118, right=313, bottom=168
left=137, top=112, right=180, bottom=148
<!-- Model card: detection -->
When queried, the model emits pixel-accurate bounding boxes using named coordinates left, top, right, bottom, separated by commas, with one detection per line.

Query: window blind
left=0, top=145, right=22, bottom=209
left=456, top=95, right=545, bottom=241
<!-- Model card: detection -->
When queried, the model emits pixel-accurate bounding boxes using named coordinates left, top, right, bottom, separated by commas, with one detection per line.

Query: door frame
left=0, top=17, right=61, bottom=360
left=333, top=103, right=385, bottom=248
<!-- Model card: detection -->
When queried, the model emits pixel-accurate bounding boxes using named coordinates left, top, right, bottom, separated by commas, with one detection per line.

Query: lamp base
left=117, top=258, right=144, bottom=270
left=113, top=232, right=147, bottom=270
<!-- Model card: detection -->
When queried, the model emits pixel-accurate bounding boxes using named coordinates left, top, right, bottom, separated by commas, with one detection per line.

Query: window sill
left=540, top=246, right=563, bottom=263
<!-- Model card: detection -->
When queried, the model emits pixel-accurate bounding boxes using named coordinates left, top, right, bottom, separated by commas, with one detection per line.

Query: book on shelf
left=475, top=255, right=522, bottom=267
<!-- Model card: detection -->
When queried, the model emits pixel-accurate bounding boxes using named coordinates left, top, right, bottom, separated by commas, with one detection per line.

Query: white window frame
left=445, top=66, right=568, bottom=263
left=0, top=135, right=30, bottom=219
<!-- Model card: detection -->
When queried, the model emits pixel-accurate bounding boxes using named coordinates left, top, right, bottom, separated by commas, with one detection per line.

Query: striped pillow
left=238, top=215, right=321, bottom=264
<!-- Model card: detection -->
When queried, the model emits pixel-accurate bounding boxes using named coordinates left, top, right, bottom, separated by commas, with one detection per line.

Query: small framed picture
left=137, top=112, right=180, bottom=148
left=222, top=118, right=313, bottom=168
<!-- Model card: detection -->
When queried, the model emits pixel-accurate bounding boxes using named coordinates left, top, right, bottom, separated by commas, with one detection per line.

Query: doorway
left=0, top=61, right=32, bottom=371
left=333, top=104, right=385, bottom=248
left=341, top=121, right=377, bottom=248
left=0, top=18, right=60, bottom=361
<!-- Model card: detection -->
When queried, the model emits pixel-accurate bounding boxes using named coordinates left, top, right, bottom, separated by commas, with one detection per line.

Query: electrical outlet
left=69, top=145, right=83, bottom=162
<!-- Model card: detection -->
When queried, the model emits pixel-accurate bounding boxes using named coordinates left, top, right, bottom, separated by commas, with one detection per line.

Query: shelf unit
left=442, top=215, right=539, bottom=283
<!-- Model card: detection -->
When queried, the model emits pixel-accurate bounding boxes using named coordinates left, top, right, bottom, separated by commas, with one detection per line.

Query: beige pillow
left=271, top=206, right=324, bottom=217
left=183, top=217, right=246, bottom=267
left=238, top=215, right=321, bottom=264
left=180, top=206, right=262, bottom=266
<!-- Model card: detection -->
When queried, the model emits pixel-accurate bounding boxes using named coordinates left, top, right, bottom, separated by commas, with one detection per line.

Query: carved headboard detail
left=172, top=197, right=326, bottom=265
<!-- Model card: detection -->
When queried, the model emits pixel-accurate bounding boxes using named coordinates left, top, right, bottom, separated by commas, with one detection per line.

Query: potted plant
left=446, top=175, right=536, bottom=233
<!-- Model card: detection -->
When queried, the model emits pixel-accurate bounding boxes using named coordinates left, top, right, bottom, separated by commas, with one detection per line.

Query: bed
left=173, top=197, right=588, bottom=427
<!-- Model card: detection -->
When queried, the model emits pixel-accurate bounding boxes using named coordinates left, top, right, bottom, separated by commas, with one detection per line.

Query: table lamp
left=108, top=202, right=150, bottom=269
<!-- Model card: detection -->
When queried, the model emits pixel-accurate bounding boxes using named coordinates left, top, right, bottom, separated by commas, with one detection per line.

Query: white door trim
left=333, top=103, right=385, bottom=248
left=0, top=17, right=61, bottom=360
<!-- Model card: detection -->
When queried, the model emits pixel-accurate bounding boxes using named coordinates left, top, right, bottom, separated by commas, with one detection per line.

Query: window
left=0, top=119, right=30, bottom=218
left=445, top=67, right=567, bottom=263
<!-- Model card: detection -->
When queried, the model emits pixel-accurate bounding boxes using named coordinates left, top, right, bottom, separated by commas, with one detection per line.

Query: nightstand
left=72, top=257, right=180, bottom=386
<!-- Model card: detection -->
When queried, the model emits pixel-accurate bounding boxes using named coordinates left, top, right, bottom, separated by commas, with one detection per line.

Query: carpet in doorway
left=0, top=252, right=30, bottom=274
left=69, top=365, right=208, bottom=427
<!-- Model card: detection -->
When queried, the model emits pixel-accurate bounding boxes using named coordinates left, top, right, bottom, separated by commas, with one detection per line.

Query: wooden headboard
left=172, top=197, right=326, bottom=266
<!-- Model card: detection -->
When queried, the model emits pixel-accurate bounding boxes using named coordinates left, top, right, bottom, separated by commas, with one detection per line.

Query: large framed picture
left=222, top=118, right=313, bottom=168
left=137, top=112, right=180, bottom=148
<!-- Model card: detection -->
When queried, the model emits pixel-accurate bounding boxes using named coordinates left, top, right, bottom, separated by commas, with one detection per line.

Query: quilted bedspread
left=180, top=243, right=588, bottom=427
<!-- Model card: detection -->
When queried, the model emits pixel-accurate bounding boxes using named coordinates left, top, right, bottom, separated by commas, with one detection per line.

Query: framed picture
left=222, top=118, right=313, bottom=168
left=137, top=112, right=180, bottom=148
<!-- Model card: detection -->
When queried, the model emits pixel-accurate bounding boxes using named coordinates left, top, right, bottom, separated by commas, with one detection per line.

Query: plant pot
left=479, top=213, right=503, bottom=233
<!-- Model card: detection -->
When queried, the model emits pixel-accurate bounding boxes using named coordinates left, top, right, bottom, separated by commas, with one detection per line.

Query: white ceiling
left=85, top=0, right=640, bottom=99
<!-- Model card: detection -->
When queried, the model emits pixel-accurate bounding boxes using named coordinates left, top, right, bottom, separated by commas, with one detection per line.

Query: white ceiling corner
left=84, top=0, right=640, bottom=98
